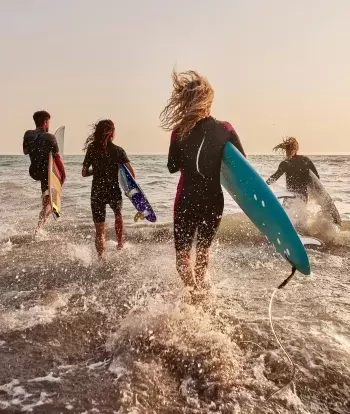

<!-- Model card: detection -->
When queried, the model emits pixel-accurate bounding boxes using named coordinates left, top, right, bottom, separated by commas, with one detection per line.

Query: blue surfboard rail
left=119, top=163, right=157, bottom=223
left=221, top=142, right=310, bottom=275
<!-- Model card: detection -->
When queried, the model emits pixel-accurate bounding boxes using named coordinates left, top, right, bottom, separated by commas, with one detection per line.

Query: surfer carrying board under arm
left=161, top=70, right=246, bottom=296
left=23, top=110, right=66, bottom=234
left=266, top=137, right=319, bottom=202
left=82, top=119, right=135, bottom=259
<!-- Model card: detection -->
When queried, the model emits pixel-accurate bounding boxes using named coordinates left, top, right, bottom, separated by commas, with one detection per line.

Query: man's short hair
left=33, top=110, right=51, bottom=127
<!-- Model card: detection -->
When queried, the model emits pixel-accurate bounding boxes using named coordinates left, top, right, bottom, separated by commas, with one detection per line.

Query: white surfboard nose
left=299, top=236, right=323, bottom=247
left=275, top=192, right=296, bottom=200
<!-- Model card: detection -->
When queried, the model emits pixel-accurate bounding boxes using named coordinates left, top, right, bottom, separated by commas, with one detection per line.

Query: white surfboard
left=308, top=171, right=341, bottom=225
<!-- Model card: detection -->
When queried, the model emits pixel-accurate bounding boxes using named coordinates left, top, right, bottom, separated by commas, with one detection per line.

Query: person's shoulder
left=215, top=119, right=235, bottom=133
left=279, top=159, right=288, bottom=167
left=108, top=143, right=126, bottom=155
left=23, top=129, right=35, bottom=138
left=38, top=131, right=56, bottom=142
left=298, top=154, right=312, bottom=163
left=86, top=142, right=95, bottom=152
left=44, top=131, right=56, bottom=139
left=171, top=129, right=180, bottom=141
left=114, top=144, right=127, bottom=153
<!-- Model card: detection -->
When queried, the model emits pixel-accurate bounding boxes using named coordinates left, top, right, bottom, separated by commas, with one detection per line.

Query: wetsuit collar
left=35, top=127, right=46, bottom=133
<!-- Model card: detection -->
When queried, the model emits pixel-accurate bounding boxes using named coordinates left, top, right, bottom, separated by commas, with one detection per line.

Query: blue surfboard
left=221, top=142, right=310, bottom=275
left=118, top=163, right=157, bottom=223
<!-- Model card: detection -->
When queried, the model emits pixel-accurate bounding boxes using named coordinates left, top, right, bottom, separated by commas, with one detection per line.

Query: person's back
left=85, top=140, right=126, bottom=192
left=266, top=137, right=319, bottom=201
left=281, top=154, right=316, bottom=195
left=168, top=116, right=245, bottom=204
left=23, top=128, right=58, bottom=180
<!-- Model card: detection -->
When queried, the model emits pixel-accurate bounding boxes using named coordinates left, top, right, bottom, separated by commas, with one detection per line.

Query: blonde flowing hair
left=160, top=70, right=214, bottom=139
left=273, top=137, right=299, bottom=155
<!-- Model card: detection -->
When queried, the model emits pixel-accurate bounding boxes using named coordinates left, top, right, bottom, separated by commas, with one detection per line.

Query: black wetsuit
left=167, top=116, right=246, bottom=251
left=267, top=155, right=319, bottom=201
left=83, top=142, right=129, bottom=223
left=23, top=128, right=59, bottom=193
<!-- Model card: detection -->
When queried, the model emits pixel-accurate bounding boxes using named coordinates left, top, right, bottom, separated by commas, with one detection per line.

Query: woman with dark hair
left=82, top=119, right=135, bottom=259
left=160, top=70, right=246, bottom=295
left=266, top=137, right=319, bottom=202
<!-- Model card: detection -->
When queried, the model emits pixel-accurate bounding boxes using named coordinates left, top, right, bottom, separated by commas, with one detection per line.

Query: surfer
left=266, top=137, right=319, bottom=202
left=161, top=70, right=246, bottom=295
left=82, top=119, right=135, bottom=258
left=23, top=110, right=66, bottom=234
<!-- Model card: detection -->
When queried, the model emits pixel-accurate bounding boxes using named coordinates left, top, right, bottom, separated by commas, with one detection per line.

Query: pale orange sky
left=1, top=0, right=349, bottom=155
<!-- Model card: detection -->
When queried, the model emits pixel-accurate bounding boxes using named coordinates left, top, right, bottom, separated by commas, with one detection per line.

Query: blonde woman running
left=161, top=70, right=246, bottom=294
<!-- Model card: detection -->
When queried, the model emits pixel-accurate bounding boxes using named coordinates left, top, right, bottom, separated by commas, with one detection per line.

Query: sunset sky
left=1, top=0, right=349, bottom=154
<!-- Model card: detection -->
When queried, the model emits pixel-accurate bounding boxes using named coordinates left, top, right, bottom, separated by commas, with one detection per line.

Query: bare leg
left=35, top=195, right=51, bottom=233
left=94, top=222, right=106, bottom=260
left=114, top=210, right=124, bottom=249
left=194, top=247, right=210, bottom=290
left=176, top=250, right=195, bottom=288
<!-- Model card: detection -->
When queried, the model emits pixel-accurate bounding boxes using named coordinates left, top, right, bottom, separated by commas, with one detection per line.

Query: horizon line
left=1, top=152, right=350, bottom=156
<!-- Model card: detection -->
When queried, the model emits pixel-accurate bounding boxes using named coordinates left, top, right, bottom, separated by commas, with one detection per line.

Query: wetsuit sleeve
left=307, top=158, right=320, bottom=179
left=167, top=132, right=180, bottom=173
left=119, top=148, right=130, bottom=164
left=222, top=122, right=246, bottom=157
left=266, top=162, right=286, bottom=185
left=83, top=147, right=93, bottom=169
left=23, top=133, right=28, bottom=151
left=49, top=134, right=59, bottom=155
left=23, top=131, right=31, bottom=154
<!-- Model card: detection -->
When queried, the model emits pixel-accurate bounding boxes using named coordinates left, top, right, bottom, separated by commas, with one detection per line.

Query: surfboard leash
left=277, top=265, right=296, bottom=289
left=267, top=265, right=297, bottom=402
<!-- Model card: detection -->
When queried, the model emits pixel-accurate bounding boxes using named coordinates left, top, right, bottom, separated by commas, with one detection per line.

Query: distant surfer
left=266, top=137, right=319, bottom=202
left=23, top=110, right=66, bottom=234
left=82, top=119, right=135, bottom=259
left=161, top=70, right=246, bottom=296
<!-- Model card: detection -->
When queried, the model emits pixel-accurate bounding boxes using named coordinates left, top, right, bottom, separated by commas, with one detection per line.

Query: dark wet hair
left=83, top=119, right=115, bottom=153
left=273, top=137, right=299, bottom=154
left=33, top=110, right=51, bottom=127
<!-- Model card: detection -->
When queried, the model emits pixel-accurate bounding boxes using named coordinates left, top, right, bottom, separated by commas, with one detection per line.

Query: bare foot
left=117, top=242, right=124, bottom=250
left=196, top=279, right=212, bottom=292
left=97, top=252, right=106, bottom=261
left=190, top=288, right=208, bottom=305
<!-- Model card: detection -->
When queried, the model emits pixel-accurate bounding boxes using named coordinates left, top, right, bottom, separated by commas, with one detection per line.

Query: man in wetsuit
left=161, top=70, right=246, bottom=296
left=23, top=110, right=66, bottom=234
left=266, top=137, right=319, bottom=202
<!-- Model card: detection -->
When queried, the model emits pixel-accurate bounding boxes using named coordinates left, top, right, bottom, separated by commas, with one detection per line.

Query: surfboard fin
left=299, top=236, right=323, bottom=248
left=134, top=212, right=145, bottom=222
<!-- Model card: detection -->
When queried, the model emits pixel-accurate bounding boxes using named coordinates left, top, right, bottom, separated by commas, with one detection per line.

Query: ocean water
left=0, top=154, right=349, bottom=413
